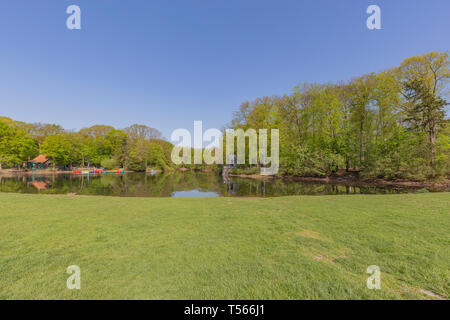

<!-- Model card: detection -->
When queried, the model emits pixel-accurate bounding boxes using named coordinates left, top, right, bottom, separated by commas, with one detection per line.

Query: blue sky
left=0, top=0, right=448, bottom=139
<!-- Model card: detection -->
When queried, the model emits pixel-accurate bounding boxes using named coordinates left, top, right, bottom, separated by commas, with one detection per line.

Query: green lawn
left=0, top=192, right=448, bottom=300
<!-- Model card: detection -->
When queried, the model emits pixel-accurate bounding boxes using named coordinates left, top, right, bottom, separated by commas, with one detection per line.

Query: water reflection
left=172, top=190, right=219, bottom=197
left=0, top=172, right=442, bottom=197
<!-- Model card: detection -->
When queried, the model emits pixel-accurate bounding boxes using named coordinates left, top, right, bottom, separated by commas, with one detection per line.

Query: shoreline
left=0, top=170, right=73, bottom=177
left=1, top=169, right=449, bottom=190
left=230, top=173, right=450, bottom=190
left=0, top=169, right=132, bottom=177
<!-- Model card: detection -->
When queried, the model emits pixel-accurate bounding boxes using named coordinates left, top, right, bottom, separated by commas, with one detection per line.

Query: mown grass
left=0, top=192, right=448, bottom=299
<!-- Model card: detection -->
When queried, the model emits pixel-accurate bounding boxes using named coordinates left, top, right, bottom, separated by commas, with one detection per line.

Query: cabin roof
left=31, top=155, right=51, bottom=163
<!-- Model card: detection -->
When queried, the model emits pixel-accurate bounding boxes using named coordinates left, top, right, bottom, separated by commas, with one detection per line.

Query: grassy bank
left=0, top=192, right=448, bottom=299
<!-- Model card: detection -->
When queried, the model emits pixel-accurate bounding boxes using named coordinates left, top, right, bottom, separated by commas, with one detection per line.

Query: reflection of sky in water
left=172, top=190, right=219, bottom=198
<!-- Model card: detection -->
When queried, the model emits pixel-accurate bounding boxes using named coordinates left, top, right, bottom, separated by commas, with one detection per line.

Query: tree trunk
left=359, top=128, right=364, bottom=166
left=429, top=128, right=436, bottom=171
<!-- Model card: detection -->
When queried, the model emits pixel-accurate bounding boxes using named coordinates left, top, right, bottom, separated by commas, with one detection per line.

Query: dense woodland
left=231, top=51, right=449, bottom=180
left=0, top=52, right=449, bottom=180
left=0, top=120, right=173, bottom=172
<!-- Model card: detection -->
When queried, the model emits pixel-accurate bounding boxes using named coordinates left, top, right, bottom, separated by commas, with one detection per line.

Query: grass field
left=0, top=192, right=448, bottom=299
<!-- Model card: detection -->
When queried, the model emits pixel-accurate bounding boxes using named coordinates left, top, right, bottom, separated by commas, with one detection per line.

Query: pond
left=0, top=172, right=443, bottom=197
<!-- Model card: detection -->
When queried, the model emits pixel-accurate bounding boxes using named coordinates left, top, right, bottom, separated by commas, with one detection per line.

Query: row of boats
left=73, top=169, right=125, bottom=175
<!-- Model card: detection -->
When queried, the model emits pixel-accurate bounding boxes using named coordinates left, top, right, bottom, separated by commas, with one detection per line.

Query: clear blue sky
left=0, top=0, right=449, bottom=139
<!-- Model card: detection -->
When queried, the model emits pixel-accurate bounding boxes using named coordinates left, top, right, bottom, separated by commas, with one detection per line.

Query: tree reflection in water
left=0, top=172, right=435, bottom=197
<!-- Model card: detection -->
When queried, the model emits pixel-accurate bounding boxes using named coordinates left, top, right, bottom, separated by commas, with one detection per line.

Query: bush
left=101, top=158, right=119, bottom=170
left=280, top=145, right=343, bottom=177
left=126, top=158, right=146, bottom=172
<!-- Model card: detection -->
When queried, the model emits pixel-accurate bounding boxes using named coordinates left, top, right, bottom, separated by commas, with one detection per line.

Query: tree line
left=1, top=51, right=448, bottom=180
left=0, top=120, right=173, bottom=171
left=230, top=52, right=449, bottom=180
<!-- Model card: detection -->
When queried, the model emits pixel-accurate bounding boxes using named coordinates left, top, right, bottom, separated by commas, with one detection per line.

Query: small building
left=25, top=155, right=53, bottom=169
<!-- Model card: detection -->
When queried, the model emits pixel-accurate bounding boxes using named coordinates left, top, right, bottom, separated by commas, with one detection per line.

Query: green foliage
left=101, top=158, right=119, bottom=170
left=0, top=119, right=171, bottom=171
left=126, top=139, right=171, bottom=171
left=231, top=51, right=449, bottom=180
left=40, top=135, right=72, bottom=166
left=147, top=144, right=168, bottom=169
left=24, top=123, right=64, bottom=146
left=151, top=139, right=174, bottom=164
left=0, top=122, right=38, bottom=167
left=280, top=144, right=344, bottom=177
left=126, top=148, right=146, bottom=172
left=125, top=124, right=162, bottom=141
left=1, top=51, right=448, bottom=179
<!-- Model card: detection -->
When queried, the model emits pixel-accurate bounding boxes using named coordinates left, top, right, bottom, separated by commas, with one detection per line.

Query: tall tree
left=25, top=123, right=64, bottom=147
left=403, top=79, right=447, bottom=169
left=0, top=122, right=38, bottom=169
left=399, top=52, right=449, bottom=171
left=41, top=135, right=72, bottom=167
left=125, top=124, right=162, bottom=141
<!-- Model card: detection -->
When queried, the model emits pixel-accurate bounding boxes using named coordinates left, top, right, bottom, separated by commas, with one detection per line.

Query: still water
left=0, top=172, right=440, bottom=197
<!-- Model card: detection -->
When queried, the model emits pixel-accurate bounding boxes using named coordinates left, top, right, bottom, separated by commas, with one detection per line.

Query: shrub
left=101, top=158, right=119, bottom=170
